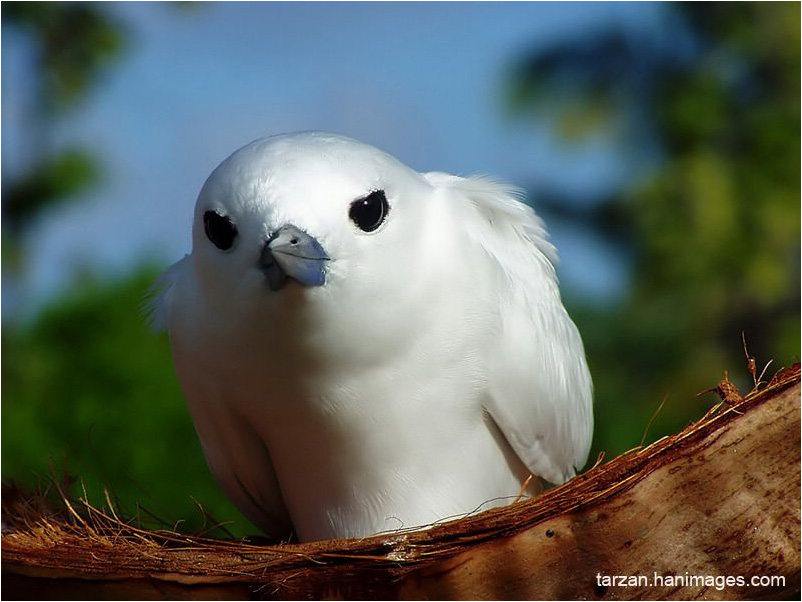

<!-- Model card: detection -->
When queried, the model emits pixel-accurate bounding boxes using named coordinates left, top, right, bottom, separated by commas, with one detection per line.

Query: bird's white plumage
left=153, top=132, right=593, bottom=542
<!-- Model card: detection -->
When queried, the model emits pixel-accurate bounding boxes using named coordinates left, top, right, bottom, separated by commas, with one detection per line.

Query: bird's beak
left=259, top=224, right=330, bottom=291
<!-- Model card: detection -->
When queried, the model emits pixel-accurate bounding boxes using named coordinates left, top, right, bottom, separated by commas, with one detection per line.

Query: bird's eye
left=204, top=210, right=237, bottom=250
left=349, top=190, right=389, bottom=233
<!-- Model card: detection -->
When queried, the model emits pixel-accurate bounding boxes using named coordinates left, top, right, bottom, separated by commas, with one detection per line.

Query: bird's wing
left=144, top=256, right=188, bottom=332
left=176, top=367, right=294, bottom=538
left=426, top=173, right=594, bottom=484
left=148, top=257, right=294, bottom=537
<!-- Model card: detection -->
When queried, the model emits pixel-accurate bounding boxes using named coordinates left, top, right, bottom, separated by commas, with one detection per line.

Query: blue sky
left=2, top=2, right=664, bottom=314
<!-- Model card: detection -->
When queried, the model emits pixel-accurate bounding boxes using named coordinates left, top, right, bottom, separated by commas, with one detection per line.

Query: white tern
left=152, top=132, right=593, bottom=542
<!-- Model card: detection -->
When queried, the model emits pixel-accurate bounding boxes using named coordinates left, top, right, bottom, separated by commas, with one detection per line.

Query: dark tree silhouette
left=508, top=2, right=800, bottom=457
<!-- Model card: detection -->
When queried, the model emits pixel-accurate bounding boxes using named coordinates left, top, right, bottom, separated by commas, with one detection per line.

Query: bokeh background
left=2, top=2, right=799, bottom=536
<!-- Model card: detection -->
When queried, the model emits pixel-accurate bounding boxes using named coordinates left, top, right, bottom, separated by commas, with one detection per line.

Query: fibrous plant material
left=2, top=365, right=800, bottom=600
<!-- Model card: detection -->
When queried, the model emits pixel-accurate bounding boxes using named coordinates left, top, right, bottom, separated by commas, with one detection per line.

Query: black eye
left=349, top=190, right=389, bottom=233
left=203, top=210, right=237, bottom=250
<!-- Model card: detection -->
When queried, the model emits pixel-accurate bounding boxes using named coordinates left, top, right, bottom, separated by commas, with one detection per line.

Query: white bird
left=152, top=132, right=593, bottom=542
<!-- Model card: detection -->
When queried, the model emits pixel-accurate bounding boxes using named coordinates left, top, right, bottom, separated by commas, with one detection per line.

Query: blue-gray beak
left=259, top=224, right=330, bottom=291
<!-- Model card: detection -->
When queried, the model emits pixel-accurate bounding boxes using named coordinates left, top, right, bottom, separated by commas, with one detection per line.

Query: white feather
left=154, top=132, right=593, bottom=541
left=424, top=174, right=593, bottom=484
left=144, top=255, right=187, bottom=332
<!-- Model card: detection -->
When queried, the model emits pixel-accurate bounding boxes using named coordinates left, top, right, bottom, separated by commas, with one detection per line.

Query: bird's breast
left=221, top=313, right=516, bottom=540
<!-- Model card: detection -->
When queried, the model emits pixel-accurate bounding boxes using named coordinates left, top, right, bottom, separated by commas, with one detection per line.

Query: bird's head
left=189, top=132, right=446, bottom=328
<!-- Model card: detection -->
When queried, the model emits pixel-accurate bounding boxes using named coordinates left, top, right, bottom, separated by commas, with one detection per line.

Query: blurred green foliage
left=2, top=3, right=799, bottom=537
left=2, top=269, right=249, bottom=534
left=2, top=3, right=253, bottom=535
left=3, top=2, right=126, bottom=111
left=4, top=149, right=98, bottom=236
left=509, top=2, right=800, bottom=455
left=2, top=3, right=125, bottom=268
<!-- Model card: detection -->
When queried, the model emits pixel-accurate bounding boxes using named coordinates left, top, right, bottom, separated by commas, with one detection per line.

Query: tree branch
left=2, top=365, right=799, bottom=600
